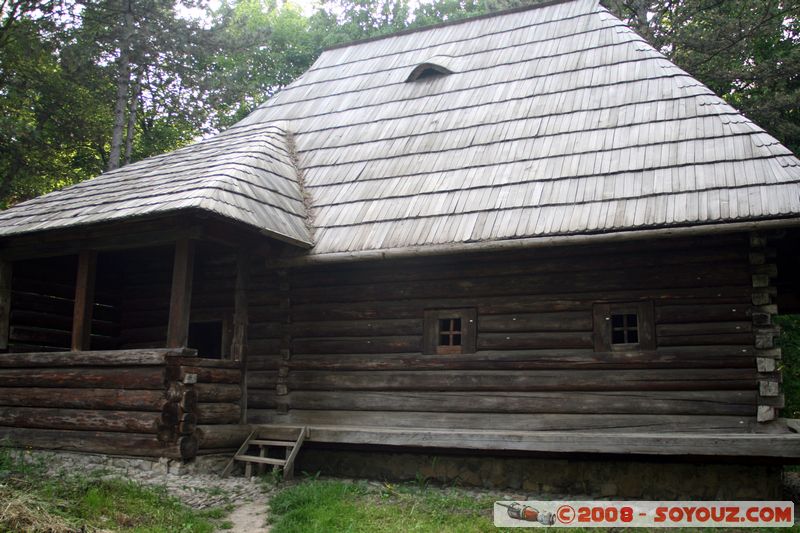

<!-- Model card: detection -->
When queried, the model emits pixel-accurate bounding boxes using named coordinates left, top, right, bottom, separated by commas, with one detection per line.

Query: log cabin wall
left=247, top=233, right=761, bottom=433
left=0, top=349, right=199, bottom=459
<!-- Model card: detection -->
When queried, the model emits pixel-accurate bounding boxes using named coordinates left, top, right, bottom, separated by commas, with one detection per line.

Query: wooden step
left=250, top=439, right=295, bottom=447
left=234, top=454, right=286, bottom=466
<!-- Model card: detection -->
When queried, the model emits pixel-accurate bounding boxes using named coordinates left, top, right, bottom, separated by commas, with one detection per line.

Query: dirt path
left=226, top=495, right=271, bottom=533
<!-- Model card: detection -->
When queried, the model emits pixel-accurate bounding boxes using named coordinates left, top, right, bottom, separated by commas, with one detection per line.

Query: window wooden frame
left=592, top=301, right=655, bottom=352
left=423, top=308, right=476, bottom=355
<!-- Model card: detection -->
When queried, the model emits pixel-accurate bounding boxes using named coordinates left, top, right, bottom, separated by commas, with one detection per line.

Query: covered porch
left=0, top=214, right=271, bottom=460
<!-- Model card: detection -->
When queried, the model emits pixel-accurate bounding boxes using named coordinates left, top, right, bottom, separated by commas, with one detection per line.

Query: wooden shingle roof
left=0, top=123, right=313, bottom=247
left=2, top=0, right=799, bottom=256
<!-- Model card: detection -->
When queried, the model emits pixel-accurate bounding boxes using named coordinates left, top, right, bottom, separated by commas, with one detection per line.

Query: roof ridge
left=323, top=0, right=580, bottom=52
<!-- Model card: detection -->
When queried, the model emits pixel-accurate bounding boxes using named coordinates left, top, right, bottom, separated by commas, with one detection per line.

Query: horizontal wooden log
left=284, top=369, right=757, bottom=392
left=197, top=403, right=241, bottom=424
left=171, top=357, right=239, bottom=369
left=194, top=383, right=242, bottom=403
left=655, top=303, right=751, bottom=324
left=478, top=312, right=592, bottom=333
left=656, top=322, right=752, bottom=336
left=0, top=406, right=158, bottom=433
left=253, top=410, right=754, bottom=433
left=290, top=264, right=750, bottom=305
left=0, top=367, right=166, bottom=389
left=248, top=389, right=279, bottom=409
left=290, top=286, right=753, bottom=322
left=285, top=319, right=423, bottom=338
left=0, top=349, right=190, bottom=368
left=286, top=241, right=747, bottom=289
left=0, top=387, right=166, bottom=410
left=285, top=390, right=756, bottom=416
left=292, top=336, right=420, bottom=355
left=246, top=355, right=281, bottom=371
left=246, top=371, right=279, bottom=389
left=0, top=427, right=183, bottom=458
left=658, top=333, right=754, bottom=346
left=477, top=332, right=593, bottom=350
left=247, top=338, right=282, bottom=355
left=281, top=347, right=756, bottom=371
left=195, top=424, right=253, bottom=449
left=177, top=366, right=241, bottom=384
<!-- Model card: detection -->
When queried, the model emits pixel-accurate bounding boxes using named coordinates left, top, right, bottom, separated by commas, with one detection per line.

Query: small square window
left=424, top=309, right=476, bottom=355
left=610, top=313, right=638, bottom=345
left=593, top=301, right=654, bottom=352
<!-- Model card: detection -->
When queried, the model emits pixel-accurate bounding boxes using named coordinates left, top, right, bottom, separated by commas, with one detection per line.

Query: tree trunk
left=124, top=68, right=141, bottom=165
left=108, top=0, right=134, bottom=171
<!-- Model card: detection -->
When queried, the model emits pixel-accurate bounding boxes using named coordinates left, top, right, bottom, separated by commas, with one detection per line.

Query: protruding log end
left=179, top=434, right=199, bottom=460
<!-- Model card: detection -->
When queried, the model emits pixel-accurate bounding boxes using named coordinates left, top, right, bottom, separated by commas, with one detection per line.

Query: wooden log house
left=0, top=0, right=799, bottom=476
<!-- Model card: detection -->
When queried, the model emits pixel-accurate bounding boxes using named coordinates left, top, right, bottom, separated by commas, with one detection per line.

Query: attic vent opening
left=406, top=63, right=452, bottom=82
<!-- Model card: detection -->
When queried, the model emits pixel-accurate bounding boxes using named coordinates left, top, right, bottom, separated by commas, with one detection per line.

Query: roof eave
left=271, top=216, right=800, bottom=266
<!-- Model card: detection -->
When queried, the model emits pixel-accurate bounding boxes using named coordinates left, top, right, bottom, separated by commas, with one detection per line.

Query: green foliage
left=0, top=450, right=222, bottom=532
left=777, top=315, right=800, bottom=419
left=604, top=0, right=800, bottom=155
left=1, top=0, right=799, bottom=208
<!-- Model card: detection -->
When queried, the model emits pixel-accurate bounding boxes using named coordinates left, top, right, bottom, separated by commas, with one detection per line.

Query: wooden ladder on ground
left=222, top=426, right=308, bottom=480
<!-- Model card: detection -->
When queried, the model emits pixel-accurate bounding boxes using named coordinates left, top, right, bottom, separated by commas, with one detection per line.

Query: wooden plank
left=285, top=390, right=756, bottom=416
left=71, top=250, right=97, bottom=352
left=290, top=426, right=800, bottom=458
left=0, top=261, right=11, bottom=351
left=166, top=239, right=196, bottom=349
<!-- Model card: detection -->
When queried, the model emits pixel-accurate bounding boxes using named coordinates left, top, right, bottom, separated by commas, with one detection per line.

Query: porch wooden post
left=0, top=261, right=12, bottom=351
left=71, top=250, right=97, bottom=352
left=166, top=238, right=195, bottom=349
left=231, top=250, right=249, bottom=422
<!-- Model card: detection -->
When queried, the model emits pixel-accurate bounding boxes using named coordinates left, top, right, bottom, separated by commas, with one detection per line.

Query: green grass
left=269, top=479, right=497, bottom=533
left=268, top=478, right=800, bottom=533
left=777, top=314, right=800, bottom=419
left=0, top=448, right=223, bottom=532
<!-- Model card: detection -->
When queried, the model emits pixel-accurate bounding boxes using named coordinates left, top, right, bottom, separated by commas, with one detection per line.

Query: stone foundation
left=296, top=446, right=783, bottom=500
left=9, top=449, right=231, bottom=476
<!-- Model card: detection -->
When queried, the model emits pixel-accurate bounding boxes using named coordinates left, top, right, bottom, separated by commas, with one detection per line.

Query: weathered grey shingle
left=0, top=123, right=313, bottom=247
left=1, top=0, right=799, bottom=255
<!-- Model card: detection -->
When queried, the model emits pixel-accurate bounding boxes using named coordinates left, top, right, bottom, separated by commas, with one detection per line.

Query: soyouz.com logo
left=493, top=501, right=795, bottom=528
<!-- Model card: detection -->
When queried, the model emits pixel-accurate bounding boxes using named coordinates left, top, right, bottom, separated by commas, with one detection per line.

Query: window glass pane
left=628, top=314, right=638, bottom=327
left=611, top=314, right=624, bottom=327
left=439, top=319, right=451, bottom=332
left=612, top=329, right=626, bottom=344
left=628, top=329, right=639, bottom=343
left=439, top=334, right=450, bottom=346
left=453, top=318, right=462, bottom=332
left=453, top=334, right=462, bottom=346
